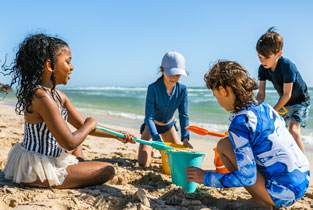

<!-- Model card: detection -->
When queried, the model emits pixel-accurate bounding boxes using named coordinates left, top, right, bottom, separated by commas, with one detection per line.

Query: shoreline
left=0, top=102, right=313, bottom=209
left=2, top=98, right=313, bottom=158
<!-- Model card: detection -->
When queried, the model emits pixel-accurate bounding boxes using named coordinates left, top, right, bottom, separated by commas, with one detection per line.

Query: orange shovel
left=185, top=125, right=226, bottom=138
left=186, top=126, right=230, bottom=173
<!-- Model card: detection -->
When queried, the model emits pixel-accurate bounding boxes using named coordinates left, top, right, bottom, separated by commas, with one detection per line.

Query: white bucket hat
left=161, top=51, right=187, bottom=77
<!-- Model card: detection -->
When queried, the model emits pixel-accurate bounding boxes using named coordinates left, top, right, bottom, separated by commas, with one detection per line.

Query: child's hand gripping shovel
left=95, top=126, right=175, bottom=150
left=185, top=125, right=226, bottom=138
left=278, top=106, right=288, bottom=115
left=185, top=125, right=230, bottom=173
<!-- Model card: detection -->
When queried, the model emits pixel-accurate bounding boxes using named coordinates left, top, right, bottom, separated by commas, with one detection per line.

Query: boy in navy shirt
left=256, top=27, right=310, bottom=152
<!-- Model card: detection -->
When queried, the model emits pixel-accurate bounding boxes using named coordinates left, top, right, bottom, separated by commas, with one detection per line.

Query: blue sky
left=1, top=0, right=313, bottom=87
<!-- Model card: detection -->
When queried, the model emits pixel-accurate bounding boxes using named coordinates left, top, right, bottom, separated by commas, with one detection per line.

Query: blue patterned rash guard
left=204, top=102, right=310, bottom=207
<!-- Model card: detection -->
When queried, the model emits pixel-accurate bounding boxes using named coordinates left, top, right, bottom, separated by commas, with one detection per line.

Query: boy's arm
left=273, top=82, right=293, bottom=112
left=256, top=80, right=266, bottom=102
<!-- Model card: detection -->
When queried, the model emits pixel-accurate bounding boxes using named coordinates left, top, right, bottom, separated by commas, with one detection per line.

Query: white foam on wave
left=76, top=107, right=144, bottom=121
left=188, top=93, right=198, bottom=96
left=107, top=111, right=145, bottom=121
left=188, top=88, right=208, bottom=92
left=76, top=107, right=107, bottom=115
left=191, top=98, right=216, bottom=103
left=265, top=90, right=279, bottom=94
left=82, top=91, right=142, bottom=98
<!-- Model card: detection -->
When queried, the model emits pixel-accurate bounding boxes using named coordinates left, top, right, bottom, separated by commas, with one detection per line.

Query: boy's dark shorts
left=281, top=104, right=310, bottom=128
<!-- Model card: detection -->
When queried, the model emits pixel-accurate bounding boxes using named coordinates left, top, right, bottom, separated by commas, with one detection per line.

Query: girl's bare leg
left=160, top=126, right=180, bottom=144
left=21, top=161, right=118, bottom=188
left=217, top=137, right=275, bottom=208
left=137, top=125, right=179, bottom=167
left=138, top=125, right=153, bottom=167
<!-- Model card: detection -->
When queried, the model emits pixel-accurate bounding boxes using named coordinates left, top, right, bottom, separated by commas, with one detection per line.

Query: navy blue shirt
left=144, top=78, right=190, bottom=140
left=258, top=56, right=310, bottom=106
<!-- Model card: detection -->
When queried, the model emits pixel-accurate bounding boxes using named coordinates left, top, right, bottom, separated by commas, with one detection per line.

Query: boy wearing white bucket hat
left=138, top=51, right=193, bottom=167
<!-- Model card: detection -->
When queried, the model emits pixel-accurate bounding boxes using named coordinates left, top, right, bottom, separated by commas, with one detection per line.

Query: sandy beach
left=0, top=103, right=312, bottom=210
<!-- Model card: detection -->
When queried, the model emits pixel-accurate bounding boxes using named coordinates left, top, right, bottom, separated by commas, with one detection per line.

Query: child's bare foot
left=107, top=175, right=123, bottom=185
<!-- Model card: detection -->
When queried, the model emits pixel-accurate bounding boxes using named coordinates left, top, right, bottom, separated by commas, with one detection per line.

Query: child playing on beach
left=256, top=27, right=310, bottom=152
left=3, top=34, right=136, bottom=188
left=185, top=61, right=310, bottom=208
left=138, top=51, right=193, bottom=167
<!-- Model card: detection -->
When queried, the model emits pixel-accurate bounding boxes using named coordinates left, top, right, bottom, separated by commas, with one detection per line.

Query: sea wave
left=76, top=107, right=108, bottom=115
left=80, top=91, right=145, bottom=98
left=191, top=98, right=216, bottom=103
left=107, top=111, right=145, bottom=121
left=188, top=88, right=208, bottom=92
left=63, top=86, right=147, bottom=91
left=66, top=86, right=210, bottom=93
left=63, top=86, right=312, bottom=97
left=265, top=90, right=279, bottom=94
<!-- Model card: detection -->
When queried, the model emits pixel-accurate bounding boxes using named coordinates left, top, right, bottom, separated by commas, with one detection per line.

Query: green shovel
left=96, top=126, right=175, bottom=151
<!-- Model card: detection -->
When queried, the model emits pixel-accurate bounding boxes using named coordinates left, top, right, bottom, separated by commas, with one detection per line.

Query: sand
left=0, top=103, right=313, bottom=210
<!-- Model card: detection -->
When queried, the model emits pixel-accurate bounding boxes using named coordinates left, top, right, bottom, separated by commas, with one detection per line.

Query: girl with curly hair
left=2, top=33, right=136, bottom=188
left=185, top=61, right=310, bottom=209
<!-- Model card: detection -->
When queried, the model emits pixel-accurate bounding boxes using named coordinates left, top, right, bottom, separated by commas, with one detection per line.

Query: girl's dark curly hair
left=204, top=60, right=258, bottom=113
left=1, top=33, right=68, bottom=114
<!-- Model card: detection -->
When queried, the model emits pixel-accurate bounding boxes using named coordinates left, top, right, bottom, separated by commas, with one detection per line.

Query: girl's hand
left=116, top=131, right=136, bottom=144
left=185, top=167, right=205, bottom=184
left=183, top=138, right=193, bottom=149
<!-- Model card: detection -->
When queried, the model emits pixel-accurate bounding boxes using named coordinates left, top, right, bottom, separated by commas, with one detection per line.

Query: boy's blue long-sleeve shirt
left=203, top=102, right=310, bottom=207
left=144, top=78, right=189, bottom=141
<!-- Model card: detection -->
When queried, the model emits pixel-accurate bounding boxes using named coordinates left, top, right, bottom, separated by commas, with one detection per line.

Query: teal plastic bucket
left=165, top=151, right=205, bottom=193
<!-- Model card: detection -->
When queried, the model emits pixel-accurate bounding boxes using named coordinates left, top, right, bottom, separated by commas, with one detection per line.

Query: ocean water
left=3, top=87, right=313, bottom=145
